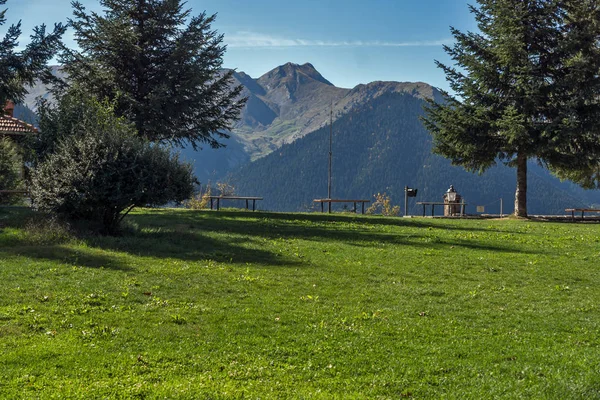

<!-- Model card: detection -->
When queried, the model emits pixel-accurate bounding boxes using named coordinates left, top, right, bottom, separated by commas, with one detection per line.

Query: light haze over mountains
left=21, top=62, right=600, bottom=214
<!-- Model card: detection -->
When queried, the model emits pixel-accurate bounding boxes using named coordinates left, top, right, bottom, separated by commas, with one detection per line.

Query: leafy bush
left=31, top=87, right=124, bottom=165
left=0, top=137, right=24, bottom=204
left=216, top=182, right=235, bottom=196
left=367, top=193, right=400, bottom=216
left=30, top=92, right=196, bottom=234
left=22, top=215, right=74, bottom=245
left=187, top=184, right=212, bottom=210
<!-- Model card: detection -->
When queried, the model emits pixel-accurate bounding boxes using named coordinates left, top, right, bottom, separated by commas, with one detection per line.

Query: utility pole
left=328, top=102, right=333, bottom=213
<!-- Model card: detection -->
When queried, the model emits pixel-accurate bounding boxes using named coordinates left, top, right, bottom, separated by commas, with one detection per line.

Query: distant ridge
left=20, top=61, right=600, bottom=211
left=228, top=62, right=441, bottom=160
left=228, top=91, right=600, bottom=214
left=22, top=62, right=440, bottom=163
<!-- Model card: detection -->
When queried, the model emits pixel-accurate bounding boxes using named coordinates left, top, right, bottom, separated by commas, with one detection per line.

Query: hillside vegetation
left=1, top=208, right=599, bottom=398
left=22, top=63, right=600, bottom=213
left=230, top=92, right=600, bottom=214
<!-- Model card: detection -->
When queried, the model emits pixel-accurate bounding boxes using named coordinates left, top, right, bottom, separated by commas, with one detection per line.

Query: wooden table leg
left=328, top=201, right=331, bottom=214
left=253, top=200, right=256, bottom=211
left=210, top=198, right=213, bottom=210
left=246, top=199, right=249, bottom=210
left=431, top=205, right=435, bottom=217
left=321, top=202, right=324, bottom=213
left=362, top=202, right=365, bottom=214
left=217, top=198, right=220, bottom=211
left=422, top=204, right=426, bottom=217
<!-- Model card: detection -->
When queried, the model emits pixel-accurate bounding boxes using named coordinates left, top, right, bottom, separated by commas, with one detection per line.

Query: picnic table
left=565, top=208, right=600, bottom=220
left=205, top=196, right=263, bottom=211
left=313, top=198, right=370, bottom=214
left=416, top=201, right=467, bottom=217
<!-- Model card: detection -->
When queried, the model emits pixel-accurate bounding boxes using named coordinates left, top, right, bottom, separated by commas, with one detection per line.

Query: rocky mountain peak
left=257, top=62, right=333, bottom=92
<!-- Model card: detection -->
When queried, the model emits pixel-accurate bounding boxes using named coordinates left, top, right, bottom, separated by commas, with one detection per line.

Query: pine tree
left=422, top=0, right=600, bottom=217
left=62, top=0, right=245, bottom=150
left=0, top=0, right=65, bottom=105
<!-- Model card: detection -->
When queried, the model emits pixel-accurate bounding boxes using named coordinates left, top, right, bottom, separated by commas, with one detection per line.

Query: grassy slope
left=1, top=208, right=599, bottom=399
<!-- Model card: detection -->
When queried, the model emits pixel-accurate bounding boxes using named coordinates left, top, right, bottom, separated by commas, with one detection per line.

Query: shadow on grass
left=0, top=208, right=301, bottom=269
left=0, top=208, right=541, bottom=270
left=1, top=208, right=135, bottom=270
left=125, top=209, right=541, bottom=256
left=180, top=209, right=540, bottom=235
left=90, top=229, right=302, bottom=267
left=0, top=244, right=133, bottom=271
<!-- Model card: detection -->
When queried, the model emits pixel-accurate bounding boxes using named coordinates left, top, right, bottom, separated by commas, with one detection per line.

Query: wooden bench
left=416, top=201, right=467, bottom=217
left=565, top=208, right=600, bottom=220
left=313, top=199, right=370, bottom=214
left=204, top=196, right=263, bottom=211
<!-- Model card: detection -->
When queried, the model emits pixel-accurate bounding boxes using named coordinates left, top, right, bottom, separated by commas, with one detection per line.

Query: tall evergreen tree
left=62, top=0, right=245, bottom=149
left=0, top=0, right=65, bottom=105
left=423, top=0, right=600, bottom=217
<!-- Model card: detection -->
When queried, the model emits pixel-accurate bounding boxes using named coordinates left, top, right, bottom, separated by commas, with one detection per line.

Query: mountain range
left=20, top=62, right=600, bottom=214
left=22, top=63, right=443, bottom=184
left=228, top=62, right=442, bottom=160
left=228, top=89, right=600, bottom=215
left=177, top=62, right=445, bottom=184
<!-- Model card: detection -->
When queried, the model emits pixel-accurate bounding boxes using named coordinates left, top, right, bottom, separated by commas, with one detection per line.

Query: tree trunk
left=514, top=153, right=528, bottom=217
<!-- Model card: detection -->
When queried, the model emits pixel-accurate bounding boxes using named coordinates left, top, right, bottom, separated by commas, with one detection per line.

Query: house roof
left=0, top=115, right=38, bottom=136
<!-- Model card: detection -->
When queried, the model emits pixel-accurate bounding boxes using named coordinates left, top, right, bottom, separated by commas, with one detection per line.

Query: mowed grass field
left=0, top=208, right=599, bottom=399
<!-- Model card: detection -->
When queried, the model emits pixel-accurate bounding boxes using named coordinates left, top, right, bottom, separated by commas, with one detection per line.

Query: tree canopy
left=0, top=0, right=65, bottom=105
left=423, top=0, right=600, bottom=217
left=31, top=88, right=196, bottom=234
left=61, top=0, right=245, bottom=150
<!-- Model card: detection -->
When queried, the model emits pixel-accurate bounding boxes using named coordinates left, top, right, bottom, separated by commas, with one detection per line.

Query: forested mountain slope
left=229, top=92, right=600, bottom=214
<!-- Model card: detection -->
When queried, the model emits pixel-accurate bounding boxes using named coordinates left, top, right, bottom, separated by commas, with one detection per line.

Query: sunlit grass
left=1, top=208, right=599, bottom=398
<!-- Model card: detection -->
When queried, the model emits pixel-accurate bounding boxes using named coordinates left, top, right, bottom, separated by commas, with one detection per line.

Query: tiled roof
left=0, top=115, right=38, bottom=136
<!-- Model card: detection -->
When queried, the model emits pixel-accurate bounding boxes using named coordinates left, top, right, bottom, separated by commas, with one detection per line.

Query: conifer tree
left=62, top=0, right=245, bottom=150
left=0, top=0, right=65, bottom=105
left=423, top=0, right=600, bottom=217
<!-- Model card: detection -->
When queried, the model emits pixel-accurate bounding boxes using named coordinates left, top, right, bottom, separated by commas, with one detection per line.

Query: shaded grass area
left=1, top=207, right=599, bottom=398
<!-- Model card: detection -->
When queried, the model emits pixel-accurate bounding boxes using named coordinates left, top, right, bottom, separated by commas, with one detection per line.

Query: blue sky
left=10, top=0, right=477, bottom=90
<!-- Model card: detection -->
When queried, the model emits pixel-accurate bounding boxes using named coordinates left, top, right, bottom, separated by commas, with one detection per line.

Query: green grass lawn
left=1, top=208, right=599, bottom=399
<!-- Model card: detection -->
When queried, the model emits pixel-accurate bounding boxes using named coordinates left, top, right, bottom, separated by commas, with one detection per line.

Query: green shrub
left=366, top=192, right=400, bottom=216
left=30, top=93, right=196, bottom=234
left=22, top=215, right=74, bottom=245
left=0, top=138, right=24, bottom=204
left=187, top=184, right=211, bottom=210
left=32, top=87, right=125, bottom=165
